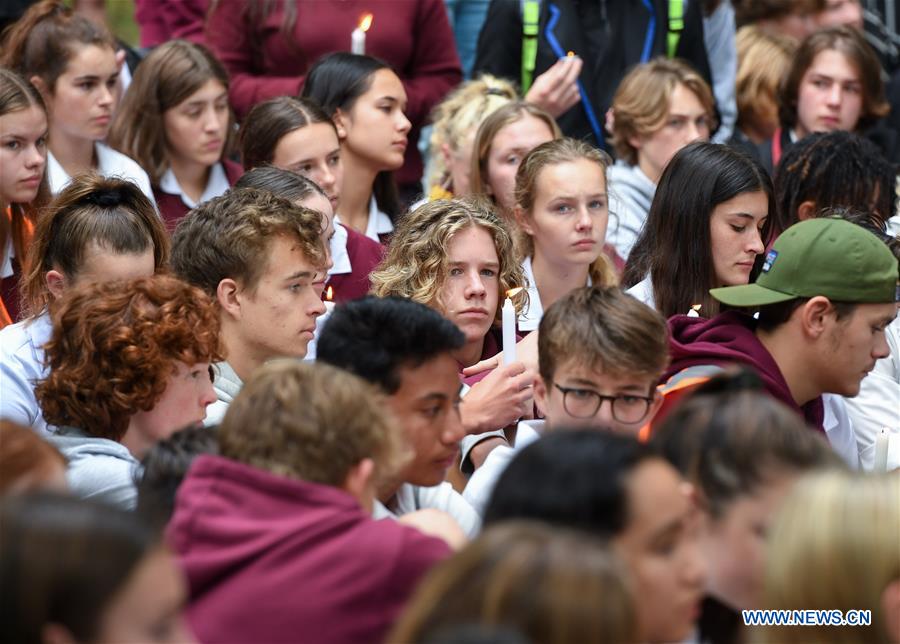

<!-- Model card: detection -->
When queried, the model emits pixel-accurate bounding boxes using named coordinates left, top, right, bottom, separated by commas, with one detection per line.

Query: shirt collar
left=328, top=223, right=352, bottom=276
left=517, top=256, right=593, bottom=331
left=159, top=163, right=230, bottom=209
left=365, top=196, right=393, bottom=241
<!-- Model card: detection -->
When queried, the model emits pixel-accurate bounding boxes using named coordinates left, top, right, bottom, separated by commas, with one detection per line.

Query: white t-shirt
left=373, top=481, right=481, bottom=538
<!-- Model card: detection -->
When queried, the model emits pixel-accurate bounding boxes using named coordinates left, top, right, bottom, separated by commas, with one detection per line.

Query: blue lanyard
left=639, top=0, right=656, bottom=63
left=544, top=3, right=605, bottom=149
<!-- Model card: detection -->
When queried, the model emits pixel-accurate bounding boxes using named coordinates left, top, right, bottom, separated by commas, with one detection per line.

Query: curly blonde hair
left=427, top=74, right=517, bottom=193
left=371, top=199, right=528, bottom=321
left=36, top=275, right=223, bottom=441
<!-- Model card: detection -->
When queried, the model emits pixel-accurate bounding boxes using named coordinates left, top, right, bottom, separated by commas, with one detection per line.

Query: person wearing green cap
left=659, top=217, right=898, bottom=465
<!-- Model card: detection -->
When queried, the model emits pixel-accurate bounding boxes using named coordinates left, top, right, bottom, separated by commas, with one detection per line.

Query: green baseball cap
left=711, top=217, right=899, bottom=307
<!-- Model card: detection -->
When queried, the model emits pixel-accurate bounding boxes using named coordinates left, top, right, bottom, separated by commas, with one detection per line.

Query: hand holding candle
left=351, top=13, right=373, bottom=55
left=502, top=288, right=523, bottom=365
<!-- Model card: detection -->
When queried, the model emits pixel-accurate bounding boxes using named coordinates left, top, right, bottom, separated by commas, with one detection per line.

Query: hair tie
left=82, top=189, right=124, bottom=208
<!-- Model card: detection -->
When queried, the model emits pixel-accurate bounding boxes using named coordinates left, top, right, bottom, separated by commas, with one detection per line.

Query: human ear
left=216, top=278, right=242, bottom=320
left=341, top=458, right=375, bottom=512
left=514, top=205, right=534, bottom=236
left=332, top=108, right=349, bottom=140
left=797, top=200, right=817, bottom=221
left=29, top=75, right=51, bottom=104
left=799, top=296, right=834, bottom=339
left=44, top=270, right=67, bottom=300
left=533, top=377, right=550, bottom=419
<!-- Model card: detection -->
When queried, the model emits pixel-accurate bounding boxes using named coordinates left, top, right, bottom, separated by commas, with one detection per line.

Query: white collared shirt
left=0, top=312, right=53, bottom=435
left=159, top=163, right=230, bottom=209
left=47, top=143, right=156, bottom=206
left=328, top=223, right=352, bottom=278
left=335, top=196, right=392, bottom=243
left=518, top=256, right=591, bottom=332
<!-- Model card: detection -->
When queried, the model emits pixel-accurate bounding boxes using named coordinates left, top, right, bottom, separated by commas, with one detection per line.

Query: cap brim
left=710, top=284, right=798, bottom=307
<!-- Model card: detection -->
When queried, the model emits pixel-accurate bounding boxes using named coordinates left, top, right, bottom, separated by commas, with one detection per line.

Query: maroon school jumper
left=169, top=454, right=451, bottom=644
left=325, top=225, right=385, bottom=303
left=664, top=311, right=826, bottom=431
left=205, top=0, right=462, bottom=187
left=153, top=159, right=244, bottom=233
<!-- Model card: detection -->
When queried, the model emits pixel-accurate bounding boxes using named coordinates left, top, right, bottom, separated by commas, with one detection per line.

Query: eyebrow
left=283, top=270, right=314, bottom=282
left=73, top=72, right=119, bottom=82
left=417, top=392, right=449, bottom=404
left=447, top=260, right=500, bottom=268
left=650, top=516, right=684, bottom=544
left=550, top=193, right=607, bottom=201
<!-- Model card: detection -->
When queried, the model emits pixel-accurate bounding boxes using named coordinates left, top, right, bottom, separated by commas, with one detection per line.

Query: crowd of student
left=0, top=0, right=898, bottom=642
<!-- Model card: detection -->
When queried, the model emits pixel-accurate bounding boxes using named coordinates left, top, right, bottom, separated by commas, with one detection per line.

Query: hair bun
left=83, top=189, right=124, bottom=207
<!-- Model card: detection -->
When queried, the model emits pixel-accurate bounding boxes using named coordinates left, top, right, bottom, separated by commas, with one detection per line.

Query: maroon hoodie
left=664, top=311, right=825, bottom=431
left=168, top=455, right=450, bottom=644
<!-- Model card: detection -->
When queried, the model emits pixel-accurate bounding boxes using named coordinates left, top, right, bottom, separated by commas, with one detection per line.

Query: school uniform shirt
left=626, top=275, right=655, bottom=310
left=822, top=394, right=861, bottom=469
left=0, top=312, right=52, bottom=435
left=607, top=161, right=657, bottom=261
left=49, top=426, right=140, bottom=510
left=463, top=419, right=545, bottom=516
left=373, top=481, right=481, bottom=538
left=844, top=317, right=900, bottom=471
left=204, top=360, right=242, bottom=427
left=324, top=223, right=385, bottom=303
left=170, top=454, right=451, bottom=644
left=303, top=302, right=333, bottom=362
left=335, top=197, right=393, bottom=245
left=154, top=160, right=243, bottom=232
left=518, top=255, right=591, bottom=333
left=46, top=144, right=155, bottom=206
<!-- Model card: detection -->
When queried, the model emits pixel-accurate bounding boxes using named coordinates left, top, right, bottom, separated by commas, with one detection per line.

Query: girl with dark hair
left=0, top=492, right=195, bottom=643
left=205, top=0, right=461, bottom=194
left=0, top=0, right=154, bottom=201
left=623, top=142, right=774, bottom=319
left=0, top=67, right=49, bottom=328
left=0, top=174, right=169, bottom=436
left=302, top=53, right=411, bottom=244
left=108, top=40, right=242, bottom=231
left=755, top=25, right=889, bottom=172
left=484, top=431, right=707, bottom=644
left=239, top=96, right=383, bottom=302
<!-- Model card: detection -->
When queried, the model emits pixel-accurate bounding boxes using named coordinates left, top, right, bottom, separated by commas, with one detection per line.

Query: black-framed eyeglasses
left=554, top=385, right=654, bottom=424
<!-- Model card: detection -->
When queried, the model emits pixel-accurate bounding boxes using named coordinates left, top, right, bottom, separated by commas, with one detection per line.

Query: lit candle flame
left=359, top=13, right=373, bottom=32
left=506, top=287, right=524, bottom=298
left=325, top=286, right=334, bottom=302
left=691, top=304, right=702, bottom=312
left=567, top=50, right=575, bottom=57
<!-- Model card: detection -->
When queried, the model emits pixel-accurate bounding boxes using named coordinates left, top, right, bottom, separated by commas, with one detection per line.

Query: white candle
left=502, top=288, right=522, bottom=365
left=351, top=14, right=373, bottom=55
left=873, top=429, right=889, bottom=472
left=687, top=304, right=701, bottom=318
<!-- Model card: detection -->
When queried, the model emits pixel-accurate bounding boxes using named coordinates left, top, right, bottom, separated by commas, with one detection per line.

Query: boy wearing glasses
left=463, top=286, right=670, bottom=514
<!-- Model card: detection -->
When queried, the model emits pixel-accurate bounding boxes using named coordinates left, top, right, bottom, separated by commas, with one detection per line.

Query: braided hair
left=773, top=131, right=896, bottom=235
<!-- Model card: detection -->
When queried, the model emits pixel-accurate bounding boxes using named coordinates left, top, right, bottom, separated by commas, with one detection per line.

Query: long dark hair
left=0, top=492, right=160, bottom=643
left=240, top=96, right=336, bottom=171
left=623, top=142, right=775, bottom=318
left=301, top=52, right=401, bottom=220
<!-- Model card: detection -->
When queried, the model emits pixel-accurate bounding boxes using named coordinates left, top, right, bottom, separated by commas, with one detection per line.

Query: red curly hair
left=35, top=275, right=223, bottom=441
